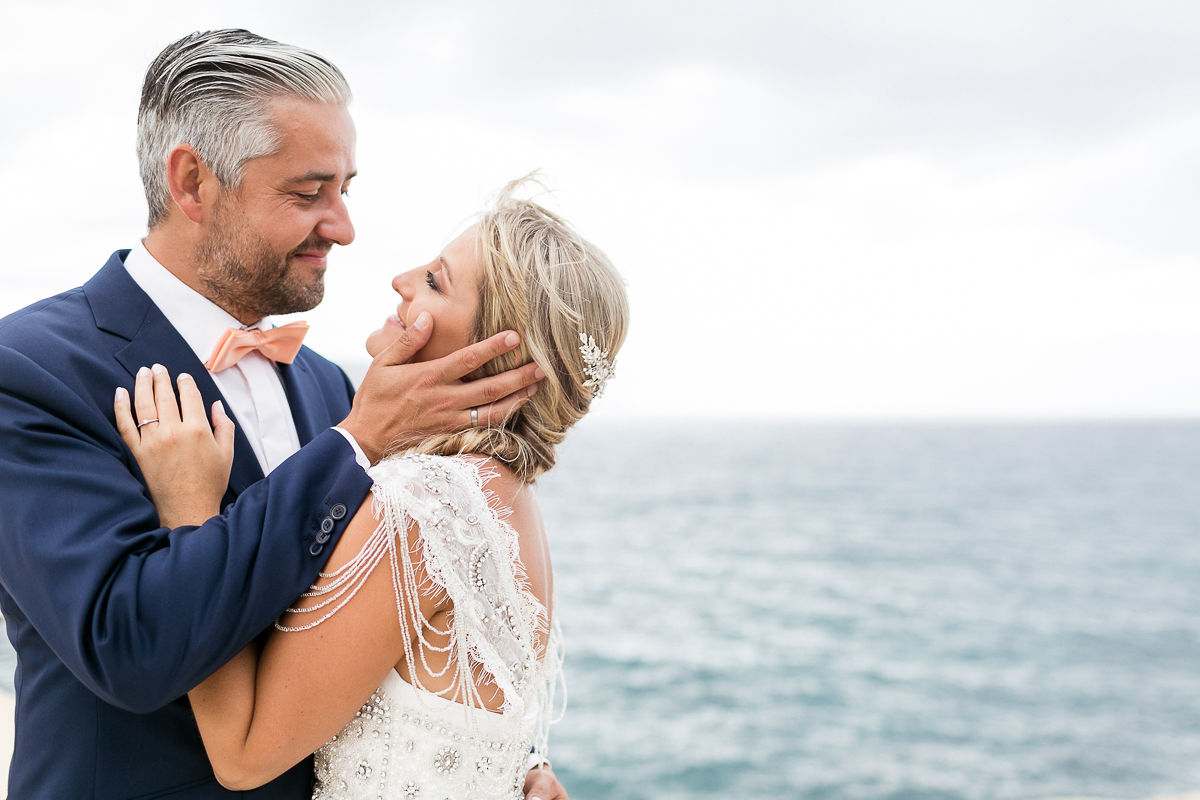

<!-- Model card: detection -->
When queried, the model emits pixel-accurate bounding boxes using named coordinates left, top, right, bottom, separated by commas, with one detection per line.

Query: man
left=0, top=29, right=566, bottom=799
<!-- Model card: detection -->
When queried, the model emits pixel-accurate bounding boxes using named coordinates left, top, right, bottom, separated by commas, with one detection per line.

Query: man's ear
left=165, top=144, right=218, bottom=224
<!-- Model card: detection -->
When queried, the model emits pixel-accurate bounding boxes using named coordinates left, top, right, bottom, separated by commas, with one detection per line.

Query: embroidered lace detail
left=281, top=454, right=564, bottom=800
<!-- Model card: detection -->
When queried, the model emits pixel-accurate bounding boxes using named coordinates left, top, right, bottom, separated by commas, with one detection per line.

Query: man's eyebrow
left=286, top=170, right=358, bottom=184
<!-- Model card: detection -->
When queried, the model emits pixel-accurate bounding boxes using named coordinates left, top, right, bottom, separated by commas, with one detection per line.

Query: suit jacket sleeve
left=0, top=343, right=372, bottom=713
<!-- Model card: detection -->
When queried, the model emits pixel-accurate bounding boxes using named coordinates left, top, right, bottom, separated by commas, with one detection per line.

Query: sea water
left=3, top=420, right=1199, bottom=799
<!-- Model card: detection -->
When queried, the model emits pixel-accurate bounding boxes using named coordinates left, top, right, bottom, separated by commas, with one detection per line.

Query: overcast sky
left=2, top=1, right=1198, bottom=419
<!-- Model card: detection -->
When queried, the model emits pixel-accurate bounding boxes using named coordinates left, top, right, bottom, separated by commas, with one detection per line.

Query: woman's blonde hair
left=404, top=178, right=629, bottom=483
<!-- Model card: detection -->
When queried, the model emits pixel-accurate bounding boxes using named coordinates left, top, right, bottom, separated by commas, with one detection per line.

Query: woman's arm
left=115, top=373, right=563, bottom=794
left=116, top=367, right=443, bottom=788
left=187, top=503, right=444, bottom=789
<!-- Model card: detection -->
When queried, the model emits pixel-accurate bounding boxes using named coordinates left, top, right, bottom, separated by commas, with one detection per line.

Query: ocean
left=3, top=420, right=1200, bottom=799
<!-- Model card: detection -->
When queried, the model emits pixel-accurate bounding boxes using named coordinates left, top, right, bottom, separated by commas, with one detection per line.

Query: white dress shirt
left=124, top=242, right=371, bottom=474
left=123, top=242, right=305, bottom=475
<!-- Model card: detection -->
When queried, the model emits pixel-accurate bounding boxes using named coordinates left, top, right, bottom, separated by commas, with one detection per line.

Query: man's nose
left=317, top=193, right=355, bottom=246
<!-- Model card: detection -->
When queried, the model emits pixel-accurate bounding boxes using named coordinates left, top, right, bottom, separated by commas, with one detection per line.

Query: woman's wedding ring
left=470, top=407, right=479, bottom=427
left=137, top=418, right=160, bottom=429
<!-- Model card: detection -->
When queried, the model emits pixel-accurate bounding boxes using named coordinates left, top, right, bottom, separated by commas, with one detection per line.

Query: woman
left=114, top=180, right=629, bottom=799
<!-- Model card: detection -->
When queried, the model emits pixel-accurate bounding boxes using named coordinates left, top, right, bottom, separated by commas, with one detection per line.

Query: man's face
left=195, top=96, right=357, bottom=321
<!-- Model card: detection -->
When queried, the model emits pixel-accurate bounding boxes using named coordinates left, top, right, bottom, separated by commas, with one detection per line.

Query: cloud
left=2, top=0, right=1198, bottom=417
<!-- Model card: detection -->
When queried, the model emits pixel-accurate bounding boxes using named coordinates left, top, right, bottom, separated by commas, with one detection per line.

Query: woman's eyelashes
left=425, top=270, right=441, bottom=293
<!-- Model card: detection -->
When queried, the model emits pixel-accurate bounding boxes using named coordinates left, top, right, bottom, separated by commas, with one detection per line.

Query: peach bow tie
left=204, top=322, right=309, bottom=373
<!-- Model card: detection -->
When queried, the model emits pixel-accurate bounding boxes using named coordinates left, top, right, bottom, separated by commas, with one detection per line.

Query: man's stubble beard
left=195, top=198, right=327, bottom=321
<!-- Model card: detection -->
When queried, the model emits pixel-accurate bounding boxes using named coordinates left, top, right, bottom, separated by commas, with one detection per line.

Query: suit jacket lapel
left=278, top=354, right=325, bottom=447
left=87, top=252, right=266, bottom=497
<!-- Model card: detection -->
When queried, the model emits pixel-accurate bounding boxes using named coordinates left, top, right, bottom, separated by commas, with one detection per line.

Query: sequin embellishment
left=304, top=455, right=564, bottom=800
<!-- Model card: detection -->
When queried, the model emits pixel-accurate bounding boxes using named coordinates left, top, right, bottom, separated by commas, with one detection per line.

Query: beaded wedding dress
left=282, top=454, right=562, bottom=800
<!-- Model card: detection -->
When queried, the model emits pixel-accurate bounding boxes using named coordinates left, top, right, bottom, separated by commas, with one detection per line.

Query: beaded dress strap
left=277, top=453, right=562, bottom=752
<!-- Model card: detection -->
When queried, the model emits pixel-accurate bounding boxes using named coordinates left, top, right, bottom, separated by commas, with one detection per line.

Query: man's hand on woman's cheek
left=340, top=314, right=542, bottom=463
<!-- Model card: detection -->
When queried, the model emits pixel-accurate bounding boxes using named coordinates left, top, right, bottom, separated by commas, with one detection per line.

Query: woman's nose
left=391, top=270, right=410, bottom=297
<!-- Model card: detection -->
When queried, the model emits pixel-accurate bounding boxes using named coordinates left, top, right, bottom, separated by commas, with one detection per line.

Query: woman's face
left=365, top=225, right=483, bottom=363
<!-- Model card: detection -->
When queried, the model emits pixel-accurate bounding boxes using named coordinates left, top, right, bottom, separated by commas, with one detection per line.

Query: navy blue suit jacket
left=0, top=251, right=374, bottom=798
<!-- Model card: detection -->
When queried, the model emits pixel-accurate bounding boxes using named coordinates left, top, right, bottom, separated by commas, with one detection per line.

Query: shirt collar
left=123, top=241, right=271, bottom=366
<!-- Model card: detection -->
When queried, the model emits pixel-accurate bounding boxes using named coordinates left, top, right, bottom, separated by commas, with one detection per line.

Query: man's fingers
left=457, top=360, right=543, bottom=416
left=151, top=364, right=181, bottom=424
left=177, top=373, right=205, bottom=424
left=473, top=383, right=536, bottom=428
left=373, top=312, right=433, bottom=367
left=523, top=767, right=568, bottom=800
left=436, top=330, right=522, bottom=382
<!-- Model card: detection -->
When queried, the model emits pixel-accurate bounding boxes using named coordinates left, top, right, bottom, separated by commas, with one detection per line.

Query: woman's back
left=395, top=457, right=553, bottom=711
left=304, top=453, right=562, bottom=800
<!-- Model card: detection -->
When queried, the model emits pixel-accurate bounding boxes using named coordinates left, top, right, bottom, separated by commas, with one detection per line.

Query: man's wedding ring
left=137, top=418, right=160, bottom=429
left=470, top=407, right=479, bottom=427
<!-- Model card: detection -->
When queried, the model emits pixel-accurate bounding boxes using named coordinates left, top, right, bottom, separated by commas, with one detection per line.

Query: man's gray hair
left=137, top=29, right=352, bottom=228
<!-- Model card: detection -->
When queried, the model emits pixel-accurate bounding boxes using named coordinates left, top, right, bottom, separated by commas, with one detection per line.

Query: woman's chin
left=364, top=330, right=389, bottom=359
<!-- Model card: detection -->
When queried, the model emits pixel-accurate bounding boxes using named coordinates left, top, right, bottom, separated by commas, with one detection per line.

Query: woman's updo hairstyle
left=406, top=177, right=629, bottom=483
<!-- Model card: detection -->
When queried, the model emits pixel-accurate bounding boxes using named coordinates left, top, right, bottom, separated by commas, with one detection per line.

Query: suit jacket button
left=320, top=517, right=335, bottom=534
left=309, top=542, right=324, bottom=556
left=315, top=530, right=332, bottom=544
left=330, top=503, right=348, bottom=520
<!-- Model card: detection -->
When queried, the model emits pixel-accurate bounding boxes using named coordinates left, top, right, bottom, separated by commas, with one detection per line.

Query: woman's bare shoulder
left=472, top=456, right=553, bottom=607
left=469, top=457, right=538, bottom=521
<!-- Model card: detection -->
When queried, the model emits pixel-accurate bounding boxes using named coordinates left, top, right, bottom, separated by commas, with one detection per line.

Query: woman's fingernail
left=505, top=332, right=519, bottom=347
left=152, top=363, right=166, bottom=375
left=534, top=366, right=546, bottom=380
left=137, top=366, right=150, bottom=378
left=414, top=312, right=431, bottom=330
left=178, top=372, right=192, bottom=382
left=115, top=387, right=125, bottom=402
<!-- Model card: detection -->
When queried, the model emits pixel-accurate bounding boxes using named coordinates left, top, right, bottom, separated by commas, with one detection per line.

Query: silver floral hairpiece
left=578, top=331, right=615, bottom=398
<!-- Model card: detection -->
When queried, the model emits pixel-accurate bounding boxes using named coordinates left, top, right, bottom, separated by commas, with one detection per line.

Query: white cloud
left=2, top=1, right=1198, bottom=417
